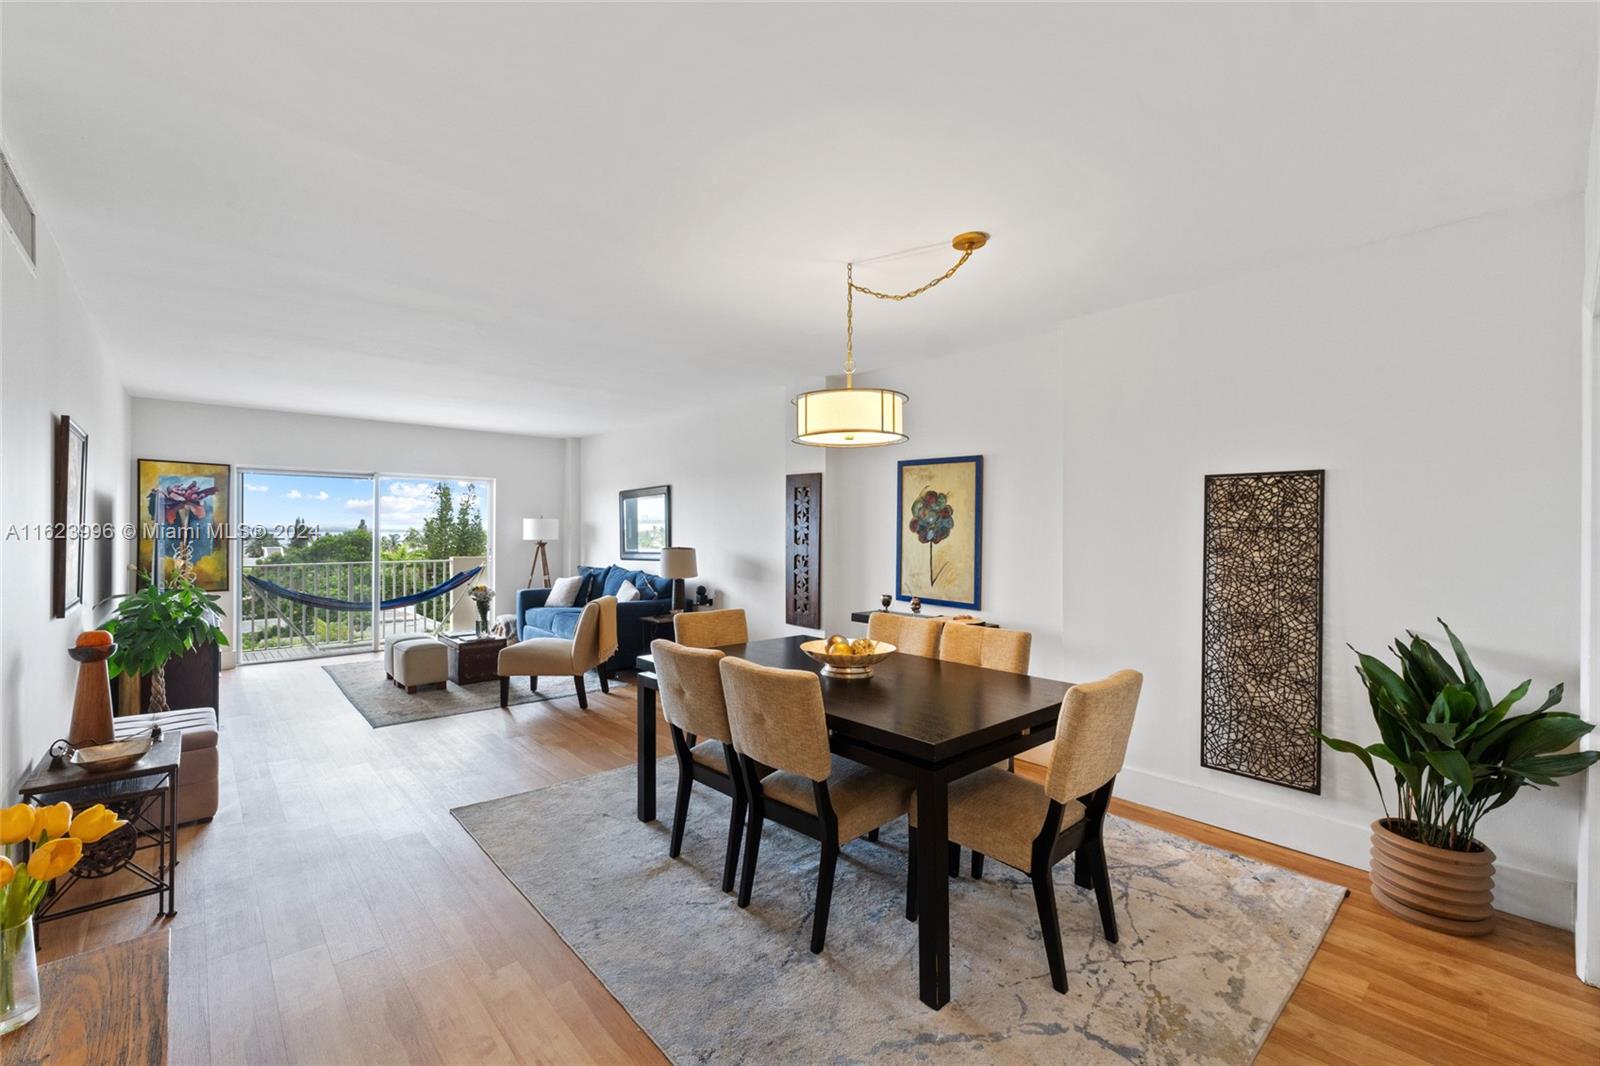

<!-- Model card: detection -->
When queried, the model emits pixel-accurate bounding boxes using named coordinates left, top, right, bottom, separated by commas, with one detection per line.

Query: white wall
left=130, top=398, right=571, bottom=662
left=576, top=393, right=793, bottom=639
left=1, top=176, right=132, bottom=790
left=578, top=197, right=1587, bottom=928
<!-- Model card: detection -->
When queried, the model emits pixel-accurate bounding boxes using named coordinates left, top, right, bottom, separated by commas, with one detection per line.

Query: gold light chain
left=842, top=241, right=981, bottom=387
left=849, top=248, right=976, bottom=301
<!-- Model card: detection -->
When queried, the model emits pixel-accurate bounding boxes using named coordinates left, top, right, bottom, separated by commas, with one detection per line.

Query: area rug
left=322, top=660, right=602, bottom=728
left=453, top=760, right=1346, bottom=1065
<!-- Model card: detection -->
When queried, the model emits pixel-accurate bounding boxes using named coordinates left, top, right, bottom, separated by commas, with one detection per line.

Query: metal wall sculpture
left=1201, top=469, right=1325, bottom=793
left=786, top=473, right=822, bottom=629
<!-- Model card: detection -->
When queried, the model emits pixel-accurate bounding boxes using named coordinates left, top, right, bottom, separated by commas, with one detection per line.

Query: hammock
left=244, top=565, right=483, bottom=613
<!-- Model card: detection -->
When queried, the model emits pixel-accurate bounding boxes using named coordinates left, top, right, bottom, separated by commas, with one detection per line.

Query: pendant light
left=793, top=231, right=988, bottom=448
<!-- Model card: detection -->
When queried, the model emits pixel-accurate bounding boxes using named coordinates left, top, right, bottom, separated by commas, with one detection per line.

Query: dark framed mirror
left=619, top=485, right=671, bottom=560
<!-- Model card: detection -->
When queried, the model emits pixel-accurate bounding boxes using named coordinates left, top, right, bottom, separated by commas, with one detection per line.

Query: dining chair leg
left=574, top=675, right=588, bottom=709
left=499, top=676, right=510, bottom=709
left=866, top=828, right=879, bottom=842
left=1089, top=838, right=1118, bottom=943
left=1073, top=850, right=1093, bottom=889
left=905, top=827, right=918, bottom=922
left=736, top=757, right=765, bottom=908
left=720, top=745, right=745, bottom=894
left=811, top=841, right=839, bottom=954
left=971, top=851, right=985, bottom=880
left=1031, top=864, right=1068, bottom=994
left=948, top=842, right=960, bottom=878
left=530, top=675, right=539, bottom=691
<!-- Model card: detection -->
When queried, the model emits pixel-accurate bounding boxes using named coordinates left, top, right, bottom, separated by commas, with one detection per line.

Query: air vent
left=2, top=152, right=37, bottom=265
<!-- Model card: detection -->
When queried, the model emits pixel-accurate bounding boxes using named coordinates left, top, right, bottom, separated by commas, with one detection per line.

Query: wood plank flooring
left=38, top=654, right=1600, bottom=1065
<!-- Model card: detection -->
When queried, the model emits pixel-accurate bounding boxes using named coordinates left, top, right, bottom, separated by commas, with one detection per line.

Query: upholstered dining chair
left=497, top=596, right=618, bottom=710
left=906, top=669, right=1143, bottom=993
left=674, top=608, right=748, bottom=649
left=867, top=613, right=946, bottom=657
left=719, top=656, right=914, bottom=954
left=651, top=639, right=745, bottom=892
left=939, top=623, right=1035, bottom=866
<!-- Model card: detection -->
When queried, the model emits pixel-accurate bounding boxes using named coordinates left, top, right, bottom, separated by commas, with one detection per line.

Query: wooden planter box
left=112, top=641, right=221, bottom=721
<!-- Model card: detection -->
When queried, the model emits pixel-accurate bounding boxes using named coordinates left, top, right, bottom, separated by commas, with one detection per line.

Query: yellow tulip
left=0, top=803, right=34, bottom=846
left=0, top=856, right=13, bottom=888
left=67, top=804, right=125, bottom=844
left=27, top=837, right=83, bottom=882
left=28, top=802, right=72, bottom=843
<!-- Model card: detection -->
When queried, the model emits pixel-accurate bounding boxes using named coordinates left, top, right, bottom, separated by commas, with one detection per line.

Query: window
left=619, top=485, right=670, bottom=560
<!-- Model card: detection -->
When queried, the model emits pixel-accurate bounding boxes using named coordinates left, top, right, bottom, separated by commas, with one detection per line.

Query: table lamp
left=523, top=517, right=560, bottom=588
left=658, top=546, right=698, bottom=611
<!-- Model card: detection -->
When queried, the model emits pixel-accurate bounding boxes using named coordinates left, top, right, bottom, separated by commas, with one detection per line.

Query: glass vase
left=0, top=918, right=40, bottom=1035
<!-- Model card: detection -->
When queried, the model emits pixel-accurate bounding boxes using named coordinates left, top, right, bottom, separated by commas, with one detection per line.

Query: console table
left=1, top=929, right=169, bottom=1065
left=850, top=609, right=998, bottom=627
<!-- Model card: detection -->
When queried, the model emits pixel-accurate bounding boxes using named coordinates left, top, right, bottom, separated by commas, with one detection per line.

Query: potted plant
left=1319, top=620, right=1597, bottom=936
left=105, top=573, right=228, bottom=714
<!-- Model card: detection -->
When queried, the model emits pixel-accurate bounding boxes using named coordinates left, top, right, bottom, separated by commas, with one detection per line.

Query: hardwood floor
left=39, top=654, right=1600, bottom=1065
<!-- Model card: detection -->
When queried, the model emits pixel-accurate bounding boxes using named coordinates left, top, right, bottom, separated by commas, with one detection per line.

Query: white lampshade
left=523, top=517, right=560, bottom=541
left=793, top=387, right=908, bottom=447
left=659, top=546, right=698, bottom=579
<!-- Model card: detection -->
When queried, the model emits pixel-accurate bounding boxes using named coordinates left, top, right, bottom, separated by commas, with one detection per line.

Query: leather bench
left=112, top=707, right=219, bottom=825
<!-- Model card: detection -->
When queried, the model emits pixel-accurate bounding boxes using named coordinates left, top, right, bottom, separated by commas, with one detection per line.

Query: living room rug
left=453, top=760, right=1346, bottom=1065
left=322, top=660, right=602, bottom=728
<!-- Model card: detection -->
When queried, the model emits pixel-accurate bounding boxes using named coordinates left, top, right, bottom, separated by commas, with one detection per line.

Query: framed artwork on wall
left=619, top=484, right=671, bottom=560
left=896, top=455, right=982, bottom=610
left=51, top=414, right=88, bottom=617
left=137, top=458, right=232, bottom=590
left=786, top=472, right=822, bottom=629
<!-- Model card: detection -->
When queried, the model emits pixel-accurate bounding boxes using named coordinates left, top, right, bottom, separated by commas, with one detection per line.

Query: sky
left=239, top=472, right=493, bottom=536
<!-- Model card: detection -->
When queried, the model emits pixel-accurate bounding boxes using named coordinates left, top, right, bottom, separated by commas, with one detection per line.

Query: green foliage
left=419, top=483, right=487, bottom=560
left=104, top=573, right=229, bottom=680
left=1319, top=620, right=1597, bottom=851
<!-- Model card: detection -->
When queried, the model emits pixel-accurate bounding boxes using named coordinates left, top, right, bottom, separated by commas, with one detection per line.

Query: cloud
left=284, top=489, right=302, bottom=499
left=244, top=483, right=270, bottom=493
left=380, top=494, right=432, bottom=515
left=385, top=481, right=435, bottom=500
left=345, top=498, right=372, bottom=510
left=314, top=490, right=330, bottom=501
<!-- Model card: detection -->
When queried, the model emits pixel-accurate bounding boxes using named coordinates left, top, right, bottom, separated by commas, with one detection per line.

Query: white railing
left=239, top=558, right=479, bottom=663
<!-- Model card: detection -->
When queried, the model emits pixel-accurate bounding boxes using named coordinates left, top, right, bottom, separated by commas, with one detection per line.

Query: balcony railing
left=239, top=557, right=481, bottom=664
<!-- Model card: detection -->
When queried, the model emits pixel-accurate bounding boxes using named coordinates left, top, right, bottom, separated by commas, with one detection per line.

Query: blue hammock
left=245, top=565, right=483, bottom=613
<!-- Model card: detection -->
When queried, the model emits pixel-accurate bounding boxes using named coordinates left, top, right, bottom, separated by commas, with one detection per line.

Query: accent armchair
left=498, top=596, right=618, bottom=710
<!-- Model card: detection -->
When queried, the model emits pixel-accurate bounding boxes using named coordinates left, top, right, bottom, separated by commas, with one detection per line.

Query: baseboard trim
left=1115, top=765, right=1576, bottom=930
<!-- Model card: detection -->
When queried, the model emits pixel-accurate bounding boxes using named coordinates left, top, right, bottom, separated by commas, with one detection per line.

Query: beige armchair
left=497, top=596, right=618, bottom=710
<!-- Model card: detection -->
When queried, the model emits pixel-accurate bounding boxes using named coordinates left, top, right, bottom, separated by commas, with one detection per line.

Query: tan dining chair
left=497, top=596, right=618, bottom=710
left=719, top=656, right=913, bottom=954
left=939, top=623, right=1035, bottom=866
left=651, top=640, right=746, bottom=892
left=674, top=608, right=748, bottom=649
left=906, top=669, right=1143, bottom=993
left=867, top=612, right=946, bottom=657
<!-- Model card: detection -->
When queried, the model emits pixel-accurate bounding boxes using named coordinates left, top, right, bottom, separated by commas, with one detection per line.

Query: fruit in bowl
left=800, top=637, right=897, bottom=679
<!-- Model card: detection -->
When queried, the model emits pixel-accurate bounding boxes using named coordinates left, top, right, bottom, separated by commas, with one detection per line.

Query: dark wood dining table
left=635, top=635, right=1072, bottom=1010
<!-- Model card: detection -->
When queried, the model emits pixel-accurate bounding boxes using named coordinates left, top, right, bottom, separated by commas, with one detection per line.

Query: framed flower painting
left=896, top=454, right=982, bottom=610
left=136, top=458, right=231, bottom=591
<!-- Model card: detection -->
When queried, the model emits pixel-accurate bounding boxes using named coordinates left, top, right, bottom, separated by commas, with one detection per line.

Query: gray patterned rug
left=453, top=761, right=1345, bottom=1065
left=322, top=661, right=601, bottom=728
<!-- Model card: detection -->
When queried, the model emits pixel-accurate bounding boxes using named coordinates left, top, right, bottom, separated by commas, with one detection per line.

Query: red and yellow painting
left=137, top=459, right=231, bottom=590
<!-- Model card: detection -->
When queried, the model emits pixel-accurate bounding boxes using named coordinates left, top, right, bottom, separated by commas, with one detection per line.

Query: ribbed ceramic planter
left=1369, top=819, right=1495, bottom=936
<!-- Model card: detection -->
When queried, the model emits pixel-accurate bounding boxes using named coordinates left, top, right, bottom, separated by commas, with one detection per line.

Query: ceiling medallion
left=793, top=231, right=988, bottom=448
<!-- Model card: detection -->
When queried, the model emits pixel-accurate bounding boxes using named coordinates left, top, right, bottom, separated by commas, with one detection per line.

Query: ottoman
left=385, top=633, right=434, bottom=680
left=113, top=706, right=219, bottom=825
left=394, top=639, right=448, bottom=693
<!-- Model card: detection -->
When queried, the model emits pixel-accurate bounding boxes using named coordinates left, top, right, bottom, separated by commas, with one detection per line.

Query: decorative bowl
left=67, top=642, right=116, bottom=663
left=70, top=733, right=153, bottom=773
left=800, top=639, right=896, bottom=680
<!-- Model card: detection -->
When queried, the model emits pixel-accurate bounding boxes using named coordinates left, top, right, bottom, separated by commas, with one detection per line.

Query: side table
left=639, top=612, right=684, bottom=647
left=438, top=632, right=508, bottom=686
left=17, top=734, right=181, bottom=939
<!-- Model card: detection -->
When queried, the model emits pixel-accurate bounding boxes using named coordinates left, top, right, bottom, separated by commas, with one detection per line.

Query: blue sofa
left=515, top=564, right=672, bottom=675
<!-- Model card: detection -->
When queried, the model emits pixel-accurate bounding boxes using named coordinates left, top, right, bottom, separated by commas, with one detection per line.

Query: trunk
left=148, top=664, right=169, bottom=714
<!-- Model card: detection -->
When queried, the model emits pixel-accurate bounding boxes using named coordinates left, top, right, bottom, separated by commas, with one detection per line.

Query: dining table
left=634, top=635, right=1072, bottom=1010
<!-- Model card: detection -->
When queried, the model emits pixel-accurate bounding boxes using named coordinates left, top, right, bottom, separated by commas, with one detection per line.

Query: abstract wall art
left=136, top=458, right=231, bottom=591
left=785, top=472, right=822, bottom=629
left=897, top=455, right=982, bottom=610
left=1200, top=469, right=1325, bottom=793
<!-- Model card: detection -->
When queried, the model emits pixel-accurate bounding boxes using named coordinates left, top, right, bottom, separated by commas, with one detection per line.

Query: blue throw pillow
left=638, top=573, right=667, bottom=599
left=601, top=566, right=635, bottom=598
left=576, top=565, right=610, bottom=605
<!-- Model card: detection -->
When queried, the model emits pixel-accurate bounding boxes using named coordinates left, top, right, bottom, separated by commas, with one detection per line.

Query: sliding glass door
left=238, top=470, right=376, bottom=663
left=237, top=470, right=495, bottom=663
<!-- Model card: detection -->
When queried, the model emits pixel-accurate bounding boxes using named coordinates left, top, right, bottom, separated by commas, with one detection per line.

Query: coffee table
left=438, top=632, right=507, bottom=686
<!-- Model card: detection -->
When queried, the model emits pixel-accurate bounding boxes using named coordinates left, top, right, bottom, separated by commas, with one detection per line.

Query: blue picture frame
left=896, top=454, right=983, bottom=610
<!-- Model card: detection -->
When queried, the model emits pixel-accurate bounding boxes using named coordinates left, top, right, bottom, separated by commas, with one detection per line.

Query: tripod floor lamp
left=523, top=517, right=559, bottom=588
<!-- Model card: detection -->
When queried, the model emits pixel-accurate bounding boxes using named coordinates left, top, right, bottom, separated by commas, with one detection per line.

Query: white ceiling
left=4, top=3, right=1594, bottom=437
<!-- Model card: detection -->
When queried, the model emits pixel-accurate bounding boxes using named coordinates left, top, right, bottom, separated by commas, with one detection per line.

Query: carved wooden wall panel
left=786, top=473, right=822, bottom=629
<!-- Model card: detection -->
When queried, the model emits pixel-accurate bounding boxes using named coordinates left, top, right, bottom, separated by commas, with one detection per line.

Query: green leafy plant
left=1319, top=620, right=1597, bottom=852
left=104, top=574, right=228, bottom=713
